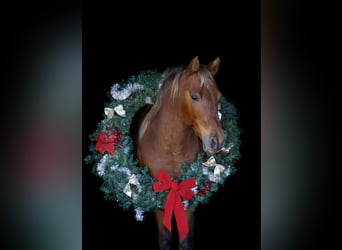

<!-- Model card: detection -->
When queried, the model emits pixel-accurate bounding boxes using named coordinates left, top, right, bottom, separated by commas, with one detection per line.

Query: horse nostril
left=210, top=136, right=218, bottom=150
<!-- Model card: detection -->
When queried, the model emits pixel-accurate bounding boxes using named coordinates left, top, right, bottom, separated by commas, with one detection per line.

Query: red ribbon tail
left=163, top=190, right=175, bottom=233
left=174, top=193, right=188, bottom=240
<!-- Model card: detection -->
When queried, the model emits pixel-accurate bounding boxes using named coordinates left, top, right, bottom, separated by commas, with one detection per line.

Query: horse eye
left=190, top=93, right=200, bottom=101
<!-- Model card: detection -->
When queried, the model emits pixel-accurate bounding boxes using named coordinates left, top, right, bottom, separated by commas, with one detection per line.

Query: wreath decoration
left=84, top=69, right=241, bottom=221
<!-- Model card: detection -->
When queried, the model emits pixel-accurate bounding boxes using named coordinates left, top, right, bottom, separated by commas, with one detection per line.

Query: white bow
left=202, top=156, right=226, bottom=179
left=123, top=174, right=140, bottom=197
left=104, top=104, right=126, bottom=119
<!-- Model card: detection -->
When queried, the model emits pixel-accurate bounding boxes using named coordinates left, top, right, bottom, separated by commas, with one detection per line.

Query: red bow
left=94, top=129, right=123, bottom=155
left=153, top=169, right=196, bottom=240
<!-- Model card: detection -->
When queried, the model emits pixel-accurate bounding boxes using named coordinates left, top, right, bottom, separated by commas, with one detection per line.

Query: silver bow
left=104, top=104, right=126, bottom=119
left=202, top=156, right=226, bottom=179
left=123, top=174, right=140, bottom=197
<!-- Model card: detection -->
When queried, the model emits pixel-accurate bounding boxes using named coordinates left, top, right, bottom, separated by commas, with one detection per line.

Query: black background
left=83, top=2, right=260, bottom=250
left=4, top=1, right=341, bottom=249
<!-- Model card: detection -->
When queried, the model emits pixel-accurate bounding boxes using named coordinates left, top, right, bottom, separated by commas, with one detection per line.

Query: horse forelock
left=170, top=65, right=215, bottom=99
left=198, top=65, right=215, bottom=87
left=138, top=65, right=215, bottom=140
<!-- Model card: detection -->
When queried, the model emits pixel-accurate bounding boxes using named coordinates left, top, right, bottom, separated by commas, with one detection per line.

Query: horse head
left=178, top=56, right=225, bottom=154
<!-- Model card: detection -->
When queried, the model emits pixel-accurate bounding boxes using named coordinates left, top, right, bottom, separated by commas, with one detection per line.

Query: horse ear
left=207, top=57, right=221, bottom=76
left=187, top=56, right=200, bottom=72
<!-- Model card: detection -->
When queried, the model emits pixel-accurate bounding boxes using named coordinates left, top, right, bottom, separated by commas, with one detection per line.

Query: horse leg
left=155, top=208, right=173, bottom=250
left=178, top=209, right=195, bottom=250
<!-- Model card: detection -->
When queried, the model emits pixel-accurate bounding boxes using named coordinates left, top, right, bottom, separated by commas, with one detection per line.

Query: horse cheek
left=180, top=94, right=194, bottom=126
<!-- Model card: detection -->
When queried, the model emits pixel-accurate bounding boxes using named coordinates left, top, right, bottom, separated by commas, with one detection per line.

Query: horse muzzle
left=202, top=134, right=225, bottom=154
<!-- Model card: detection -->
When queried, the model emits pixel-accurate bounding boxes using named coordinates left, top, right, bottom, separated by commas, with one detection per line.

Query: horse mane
left=138, top=64, right=214, bottom=141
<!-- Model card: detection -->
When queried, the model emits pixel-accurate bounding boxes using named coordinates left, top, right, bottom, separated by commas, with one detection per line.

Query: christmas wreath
left=84, top=69, right=241, bottom=221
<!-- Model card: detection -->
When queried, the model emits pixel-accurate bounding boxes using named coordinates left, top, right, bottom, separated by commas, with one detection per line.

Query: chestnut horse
left=136, top=56, right=225, bottom=250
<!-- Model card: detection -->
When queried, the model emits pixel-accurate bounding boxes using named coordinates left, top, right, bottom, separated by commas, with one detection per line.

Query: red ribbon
left=153, top=169, right=196, bottom=240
